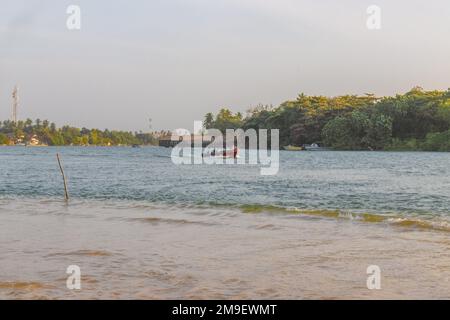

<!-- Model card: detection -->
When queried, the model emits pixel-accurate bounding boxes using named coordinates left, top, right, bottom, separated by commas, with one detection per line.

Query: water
left=1, top=147, right=450, bottom=299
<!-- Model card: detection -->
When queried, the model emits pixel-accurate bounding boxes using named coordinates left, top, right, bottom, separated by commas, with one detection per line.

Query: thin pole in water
left=56, top=153, right=69, bottom=201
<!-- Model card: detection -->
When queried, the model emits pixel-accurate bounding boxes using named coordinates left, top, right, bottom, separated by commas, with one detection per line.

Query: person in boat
left=222, top=146, right=238, bottom=158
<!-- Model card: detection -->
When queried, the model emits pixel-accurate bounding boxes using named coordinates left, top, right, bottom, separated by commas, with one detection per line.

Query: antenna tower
left=12, top=85, right=19, bottom=123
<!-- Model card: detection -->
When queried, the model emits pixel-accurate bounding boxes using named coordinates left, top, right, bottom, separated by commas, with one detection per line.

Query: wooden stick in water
left=56, top=153, right=69, bottom=201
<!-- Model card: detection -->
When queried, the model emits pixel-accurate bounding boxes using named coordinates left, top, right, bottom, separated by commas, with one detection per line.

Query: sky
left=0, top=0, right=449, bottom=131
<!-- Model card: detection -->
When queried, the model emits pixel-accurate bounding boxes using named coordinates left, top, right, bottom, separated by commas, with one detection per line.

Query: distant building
left=28, top=135, right=40, bottom=146
left=159, top=134, right=213, bottom=148
left=15, top=134, right=25, bottom=145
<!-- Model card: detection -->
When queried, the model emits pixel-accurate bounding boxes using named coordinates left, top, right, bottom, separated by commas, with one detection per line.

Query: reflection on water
left=0, top=147, right=450, bottom=299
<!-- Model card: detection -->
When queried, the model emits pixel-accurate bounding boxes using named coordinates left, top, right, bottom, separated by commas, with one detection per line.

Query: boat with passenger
left=303, top=143, right=329, bottom=151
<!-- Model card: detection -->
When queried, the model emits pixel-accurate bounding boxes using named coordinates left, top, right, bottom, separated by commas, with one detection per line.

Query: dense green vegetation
left=204, top=87, right=450, bottom=151
left=2, top=87, right=449, bottom=151
left=0, top=119, right=158, bottom=146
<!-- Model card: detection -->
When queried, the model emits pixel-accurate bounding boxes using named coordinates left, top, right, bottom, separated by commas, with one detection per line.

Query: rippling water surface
left=0, top=147, right=449, bottom=299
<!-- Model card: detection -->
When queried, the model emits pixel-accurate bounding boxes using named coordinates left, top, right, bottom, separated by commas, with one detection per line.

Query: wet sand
left=1, top=198, right=449, bottom=299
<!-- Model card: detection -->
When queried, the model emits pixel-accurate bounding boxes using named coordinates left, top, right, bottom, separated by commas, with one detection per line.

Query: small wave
left=46, top=249, right=113, bottom=257
left=129, top=217, right=217, bottom=226
left=238, top=204, right=450, bottom=233
left=252, top=223, right=280, bottom=230
left=387, top=218, right=450, bottom=232
left=0, top=281, right=52, bottom=290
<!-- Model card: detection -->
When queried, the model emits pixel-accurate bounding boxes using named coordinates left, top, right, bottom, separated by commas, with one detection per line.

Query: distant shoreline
left=0, top=144, right=156, bottom=147
left=1, top=144, right=449, bottom=152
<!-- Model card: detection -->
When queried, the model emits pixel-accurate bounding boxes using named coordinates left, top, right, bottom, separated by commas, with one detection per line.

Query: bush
left=422, top=131, right=450, bottom=151
left=0, top=133, right=10, bottom=145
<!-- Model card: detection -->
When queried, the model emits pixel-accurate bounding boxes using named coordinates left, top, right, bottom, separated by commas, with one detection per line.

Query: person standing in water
left=233, top=146, right=238, bottom=158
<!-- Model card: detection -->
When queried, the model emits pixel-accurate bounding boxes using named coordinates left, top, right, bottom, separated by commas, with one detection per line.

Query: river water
left=0, top=147, right=449, bottom=299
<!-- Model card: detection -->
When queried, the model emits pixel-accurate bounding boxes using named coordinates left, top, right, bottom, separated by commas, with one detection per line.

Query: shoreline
left=0, top=145, right=449, bottom=152
left=1, top=197, right=449, bottom=299
left=2, top=195, right=450, bottom=233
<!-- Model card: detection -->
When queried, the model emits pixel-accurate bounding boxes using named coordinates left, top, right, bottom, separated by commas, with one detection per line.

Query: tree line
left=203, top=87, right=450, bottom=151
left=0, top=119, right=161, bottom=146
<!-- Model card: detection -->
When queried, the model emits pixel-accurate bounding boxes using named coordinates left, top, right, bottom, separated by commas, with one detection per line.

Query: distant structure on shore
left=11, top=85, right=19, bottom=123
left=159, top=133, right=212, bottom=148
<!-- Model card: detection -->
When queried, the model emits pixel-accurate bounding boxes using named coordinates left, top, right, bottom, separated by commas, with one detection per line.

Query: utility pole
left=12, top=85, right=19, bottom=123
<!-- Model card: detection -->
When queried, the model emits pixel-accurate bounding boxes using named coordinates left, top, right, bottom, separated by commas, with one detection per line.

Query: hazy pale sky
left=1, top=0, right=449, bottom=131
